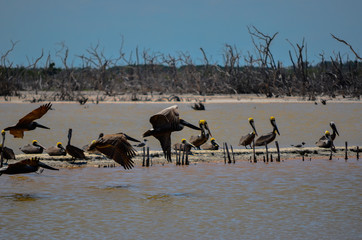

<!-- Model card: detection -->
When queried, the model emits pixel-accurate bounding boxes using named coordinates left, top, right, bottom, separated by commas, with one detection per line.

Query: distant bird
left=239, top=117, right=258, bottom=149
left=189, top=120, right=212, bottom=149
left=45, top=142, right=66, bottom=156
left=255, top=116, right=280, bottom=146
left=0, top=157, right=58, bottom=176
left=191, top=102, right=205, bottom=110
left=318, top=122, right=339, bottom=141
left=1, top=130, right=15, bottom=167
left=143, top=105, right=201, bottom=162
left=133, top=139, right=148, bottom=148
left=66, top=129, right=86, bottom=160
left=316, top=130, right=335, bottom=151
left=4, top=102, right=52, bottom=138
left=321, top=99, right=327, bottom=105
left=291, top=142, right=305, bottom=148
left=87, top=132, right=140, bottom=170
left=173, top=138, right=196, bottom=153
left=20, top=140, right=46, bottom=154
left=201, top=138, right=220, bottom=150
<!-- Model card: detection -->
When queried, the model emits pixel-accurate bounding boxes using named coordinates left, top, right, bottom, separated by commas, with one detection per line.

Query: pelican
left=189, top=120, right=212, bottom=149
left=291, top=142, right=305, bottom=148
left=83, top=133, right=104, bottom=152
left=318, top=122, right=339, bottom=141
left=255, top=116, right=280, bottom=146
left=87, top=132, right=140, bottom=170
left=239, top=117, right=258, bottom=149
left=0, top=157, right=58, bottom=176
left=66, top=129, right=86, bottom=159
left=143, top=105, right=201, bottom=162
left=45, top=142, right=66, bottom=156
left=173, top=138, right=196, bottom=152
left=201, top=138, right=220, bottom=150
left=4, top=102, right=52, bottom=138
left=316, top=130, right=335, bottom=150
left=20, top=140, right=46, bottom=154
left=191, top=102, right=205, bottom=110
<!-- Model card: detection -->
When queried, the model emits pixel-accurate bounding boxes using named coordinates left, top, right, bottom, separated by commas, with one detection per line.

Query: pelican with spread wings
left=143, top=105, right=201, bottom=162
left=4, top=103, right=52, bottom=138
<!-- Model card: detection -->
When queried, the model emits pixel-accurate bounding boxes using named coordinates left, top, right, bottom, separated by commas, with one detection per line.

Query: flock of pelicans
left=0, top=103, right=339, bottom=176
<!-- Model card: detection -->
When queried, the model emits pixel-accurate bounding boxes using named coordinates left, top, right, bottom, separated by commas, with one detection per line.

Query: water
left=0, top=160, right=361, bottom=239
left=0, top=102, right=361, bottom=239
left=0, top=102, right=361, bottom=154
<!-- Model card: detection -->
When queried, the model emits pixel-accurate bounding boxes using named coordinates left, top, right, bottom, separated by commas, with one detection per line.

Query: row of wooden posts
left=140, top=141, right=360, bottom=167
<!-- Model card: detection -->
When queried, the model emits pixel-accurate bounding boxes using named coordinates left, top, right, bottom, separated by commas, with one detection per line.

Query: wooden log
left=275, top=141, right=280, bottom=162
left=252, top=139, right=257, bottom=163
left=142, top=146, right=145, bottom=167
left=223, top=142, right=226, bottom=164
left=225, top=142, right=231, bottom=164
left=345, top=141, right=348, bottom=160
left=230, top=145, right=235, bottom=164
left=357, top=146, right=359, bottom=160
left=265, top=142, right=269, bottom=162
left=146, top=147, right=150, bottom=167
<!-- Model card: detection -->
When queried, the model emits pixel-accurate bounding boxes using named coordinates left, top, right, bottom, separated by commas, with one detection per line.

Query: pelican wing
left=66, top=145, right=86, bottom=159
left=255, top=132, right=276, bottom=146
left=154, top=132, right=172, bottom=162
left=150, top=105, right=179, bottom=129
left=17, top=103, right=52, bottom=126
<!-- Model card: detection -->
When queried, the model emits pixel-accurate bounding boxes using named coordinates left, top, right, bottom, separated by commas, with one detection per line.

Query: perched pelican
left=4, top=102, right=52, bottom=138
left=66, top=129, right=86, bottom=160
left=239, top=118, right=258, bottom=149
left=20, top=140, right=46, bottom=154
left=0, top=157, right=58, bottom=176
left=201, top=138, right=220, bottom=150
left=45, top=142, right=66, bottom=156
left=143, top=105, right=201, bottom=162
left=1, top=130, right=15, bottom=167
left=318, top=122, right=339, bottom=141
left=255, top=116, right=280, bottom=146
left=87, top=132, right=140, bottom=170
left=189, top=120, right=212, bottom=149
left=173, top=138, right=196, bottom=153
left=316, top=130, right=335, bottom=150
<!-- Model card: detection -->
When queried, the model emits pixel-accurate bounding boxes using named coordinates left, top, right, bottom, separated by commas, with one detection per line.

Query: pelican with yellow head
left=201, top=137, right=220, bottom=150
left=255, top=116, right=280, bottom=146
left=45, top=142, right=66, bottom=156
left=239, top=117, right=258, bottom=148
left=189, top=119, right=212, bottom=149
left=316, top=130, right=335, bottom=150
left=20, top=140, right=46, bottom=154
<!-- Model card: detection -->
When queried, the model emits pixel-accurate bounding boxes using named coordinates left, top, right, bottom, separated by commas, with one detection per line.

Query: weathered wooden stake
left=357, top=146, right=359, bottom=160
left=252, top=139, right=257, bottom=163
left=275, top=141, right=281, bottom=162
left=329, top=147, right=333, bottom=160
left=225, top=142, right=231, bottom=164
left=142, top=146, right=145, bottom=167
left=185, top=146, right=189, bottom=165
left=181, top=146, right=185, bottom=165
left=263, top=156, right=265, bottom=162
left=230, top=145, right=235, bottom=164
left=146, top=147, right=150, bottom=167
left=223, top=142, right=226, bottom=164
left=270, top=154, right=273, bottom=162
left=302, top=155, right=305, bottom=161
left=345, top=141, right=348, bottom=160
left=265, top=142, right=269, bottom=162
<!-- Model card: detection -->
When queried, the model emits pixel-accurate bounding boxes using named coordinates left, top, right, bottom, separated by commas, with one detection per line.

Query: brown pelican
left=201, top=138, right=220, bottom=150
left=255, top=116, right=280, bottom=146
left=66, top=129, right=86, bottom=160
left=189, top=120, right=212, bottom=149
left=239, top=118, right=258, bottom=149
left=4, top=102, right=52, bottom=138
left=87, top=132, right=140, bottom=170
left=318, top=122, right=339, bottom=141
left=173, top=138, right=196, bottom=153
left=83, top=133, right=104, bottom=152
left=191, top=102, right=205, bottom=110
left=0, top=157, right=58, bottom=176
left=316, top=130, right=335, bottom=150
left=143, top=105, right=201, bottom=162
left=45, top=142, right=66, bottom=156
left=20, top=140, right=46, bottom=154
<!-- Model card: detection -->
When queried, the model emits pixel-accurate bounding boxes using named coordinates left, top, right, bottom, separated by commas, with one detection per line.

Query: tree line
left=1, top=27, right=361, bottom=101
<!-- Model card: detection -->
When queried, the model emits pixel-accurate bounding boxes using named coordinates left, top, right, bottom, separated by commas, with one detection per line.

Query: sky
left=1, top=0, right=361, bottom=68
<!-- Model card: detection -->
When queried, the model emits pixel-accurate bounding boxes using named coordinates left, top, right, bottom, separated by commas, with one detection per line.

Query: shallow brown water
left=0, top=159, right=361, bottom=239
left=0, top=102, right=361, bottom=154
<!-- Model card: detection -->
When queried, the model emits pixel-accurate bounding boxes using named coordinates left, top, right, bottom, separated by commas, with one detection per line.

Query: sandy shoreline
left=4, top=146, right=359, bottom=169
left=0, top=91, right=360, bottom=104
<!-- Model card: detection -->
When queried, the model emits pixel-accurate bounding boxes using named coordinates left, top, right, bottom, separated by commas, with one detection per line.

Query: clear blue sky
left=1, top=0, right=361, bottom=67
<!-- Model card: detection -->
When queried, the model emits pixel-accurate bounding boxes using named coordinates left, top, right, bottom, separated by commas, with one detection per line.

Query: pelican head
left=32, top=140, right=38, bottom=145
left=270, top=116, right=280, bottom=135
left=248, top=117, right=258, bottom=136
left=199, top=120, right=206, bottom=125
left=325, top=130, right=330, bottom=136
left=56, top=142, right=64, bottom=149
left=199, top=119, right=212, bottom=137
left=1, top=130, right=5, bottom=136
left=181, top=138, right=196, bottom=148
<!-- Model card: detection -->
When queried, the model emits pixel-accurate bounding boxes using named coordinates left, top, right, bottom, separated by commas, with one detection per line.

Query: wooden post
left=230, top=145, right=235, bottom=164
left=329, top=147, right=333, bottom=161
left=175, top=148, right=179, bottom=165
left=275, top=141, right=280, bottom=162
left=142, top=146, right=145, bottom=167
left=265, top=142, right=269, bottom=162
left=181, top=145, right=185, bottom=165
left=225, top=142, right=231, bottom=164
left=185, top=146, right=189, bottom=165
left=146, top=147, right=150, bottom=167
left=357, top=146, right=359, bottom=160
left=252, top=139, right=256, bottom=163
left=345, top=141, right=348, bottom=160
left=270, top=154, right=273, bottom=162
left=302, top=154, right=304, bottom=161
left=223, top=142, right=226, bottom=164
left=263, top=156, right=265, bottom=162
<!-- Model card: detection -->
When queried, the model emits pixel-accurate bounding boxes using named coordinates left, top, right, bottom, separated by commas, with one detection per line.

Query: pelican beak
left=251, top=121, right=258, bottom=136
left=332, top=125, right=339, bottom=136
left=273, top=121, right=280, bottom=135
left=204, top=123, right=212, bottom=137
left=35, top=123, right=50, bottom=129
left=124, top=134, right=141, bottom=143
left=184, top=139, right=196, bottom=148
left=38, top=161, right=59, bottom=171
left=180, top=119, right=201, bottom=130
left=34, top=142, right=46, bottom=150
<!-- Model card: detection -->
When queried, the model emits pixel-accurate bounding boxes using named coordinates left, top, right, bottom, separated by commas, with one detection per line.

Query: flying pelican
left=189, top=120, right=212, bottom=149
left=66, top=129, right=86, bottom=160
left=0, top=157, right=58, bottom=176
left=4, top=102, right=52, bottom=138
left=143, top=105, right=201, bottom=162
left=316, top=130, right=335, bottom=150
left=239, top=117, right=258, bottom=149
left=255, top=116, right=280, bottom=146
left=45, top=142, right=67, bottom=156
left=173, top=138, right=196, bottom=153
left=20, top=140, right=46, bottom=154
left=318, top=122, right=339, bottom=141
left=201, top=138, right=220, bottom=150
left=83, top=133, right=104, bottom=154
left=87, top=132, right=140, bottom=170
